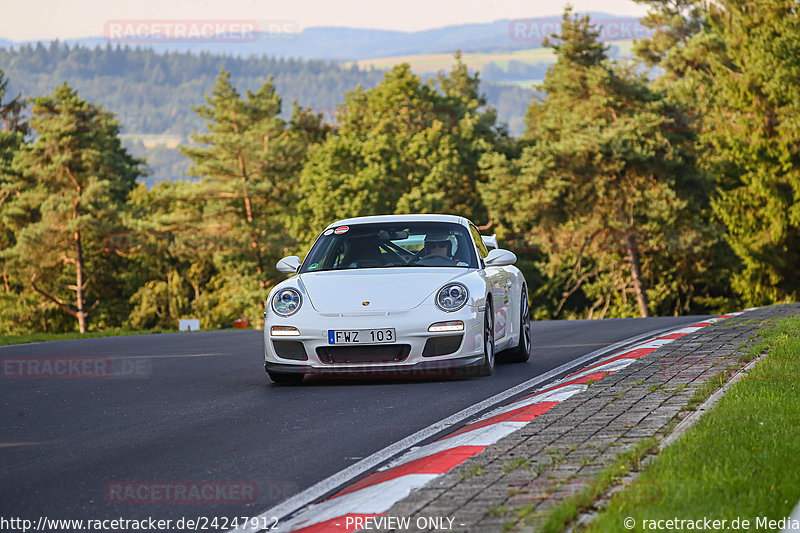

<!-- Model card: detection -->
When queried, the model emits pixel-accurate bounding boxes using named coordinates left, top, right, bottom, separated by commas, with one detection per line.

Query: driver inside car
left=422, top=234, right=469, bottom=266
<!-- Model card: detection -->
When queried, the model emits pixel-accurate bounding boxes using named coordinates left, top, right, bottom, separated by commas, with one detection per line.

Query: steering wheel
left=412, top=254, right=454, bottom=266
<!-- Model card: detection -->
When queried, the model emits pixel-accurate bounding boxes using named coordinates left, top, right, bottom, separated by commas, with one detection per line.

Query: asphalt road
left=0, top=316, right=705, bottom=527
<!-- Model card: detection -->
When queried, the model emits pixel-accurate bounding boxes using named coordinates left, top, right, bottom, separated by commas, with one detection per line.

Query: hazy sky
left=2, top=0, right=649, bottom=41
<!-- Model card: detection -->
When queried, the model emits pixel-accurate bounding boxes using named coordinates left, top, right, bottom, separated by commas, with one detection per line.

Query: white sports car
left=263, top=214, right=531, bottom=384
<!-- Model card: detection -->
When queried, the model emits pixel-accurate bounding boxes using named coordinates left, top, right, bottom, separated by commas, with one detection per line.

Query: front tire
left=477, top=303, right=495, bottom=377
left=505, top=289, right=531, bottom=363
left=268, top=371, right=304, bottom=385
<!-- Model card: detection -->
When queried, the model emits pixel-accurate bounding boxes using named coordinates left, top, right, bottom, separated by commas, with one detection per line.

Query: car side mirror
left=485, top=248, right=517, bottom=267
left=276, top=255, right=302, bottom=273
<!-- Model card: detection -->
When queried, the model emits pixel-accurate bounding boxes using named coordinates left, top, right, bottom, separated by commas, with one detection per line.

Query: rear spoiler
left=481, top=234, right=498, bottom=250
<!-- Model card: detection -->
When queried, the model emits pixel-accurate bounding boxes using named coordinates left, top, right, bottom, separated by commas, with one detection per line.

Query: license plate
left=328, top=328, right=396, bottom=345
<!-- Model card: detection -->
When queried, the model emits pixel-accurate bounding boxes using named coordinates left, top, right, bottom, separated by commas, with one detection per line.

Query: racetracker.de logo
left=103, top=19, right=298, bottom=43
left=1, top=356, right=151, bottom=379
left=104, top=481, right=258, bottom=504
left=508, top=17, right=654, bottom=43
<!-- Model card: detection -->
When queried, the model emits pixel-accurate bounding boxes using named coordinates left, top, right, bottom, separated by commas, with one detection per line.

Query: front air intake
left=316, top=344, right=411, bottom=364
left=422, top=335, right=464, bottom=357
left=272, top=340, right=308, bottom=361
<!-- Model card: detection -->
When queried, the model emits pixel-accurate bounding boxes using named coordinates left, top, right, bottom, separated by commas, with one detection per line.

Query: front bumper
left=265, top=354, right=485, bottom=378
left=264, top=303, right=484, bottom=376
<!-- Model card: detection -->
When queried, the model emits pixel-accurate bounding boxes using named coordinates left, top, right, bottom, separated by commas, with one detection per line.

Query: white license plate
left=328, top=328, right=396, bottom=345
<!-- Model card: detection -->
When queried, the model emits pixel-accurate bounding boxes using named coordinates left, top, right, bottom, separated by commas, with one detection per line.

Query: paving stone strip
left=373, top=304, right=800, bottom=532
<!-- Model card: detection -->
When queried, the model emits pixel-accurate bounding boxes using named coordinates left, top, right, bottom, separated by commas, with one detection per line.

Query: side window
left=469, top=224, right=489, bottom=259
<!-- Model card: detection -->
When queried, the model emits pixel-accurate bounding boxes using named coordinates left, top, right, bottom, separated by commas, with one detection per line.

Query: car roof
left=325, top=213, right=471, bottom=229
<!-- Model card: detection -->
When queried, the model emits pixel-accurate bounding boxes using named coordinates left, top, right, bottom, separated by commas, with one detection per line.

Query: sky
left=1, top=0, right=649, bottom=41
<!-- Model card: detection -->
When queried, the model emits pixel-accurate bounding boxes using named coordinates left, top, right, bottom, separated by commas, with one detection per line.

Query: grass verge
left=518, top=437, right=659, bottom=532
left=583, top=315, right=800, bottom=532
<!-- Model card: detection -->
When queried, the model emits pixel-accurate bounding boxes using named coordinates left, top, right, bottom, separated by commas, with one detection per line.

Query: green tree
left=0, top=69, right=28, bottom=295
left=0, top=70, right=32, bottom=332
left=290, top=57, right=505, bottom=248
left=180, top=70, right=326, bottom=272
left=120, top=181, right=207, bottom=330
left=629, top=0, right=742, bottom=315
left=137, top=70, right=328, bottom=329
left=181, top=70, right=285, bottom=275
left=2, top=83, right=141, bottom=332
left=482, top=8, right=708, bottom=318
left=699, top=1, right=800, bottom=304
left=632, top=0, right=712, bottom=83
left=121, top=178, right=279, bottom=330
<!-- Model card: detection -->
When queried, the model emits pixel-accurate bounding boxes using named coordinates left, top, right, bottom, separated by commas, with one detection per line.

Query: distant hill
left=1, top=14, right=654, bottom=182
left=0, top=43, right=535, bottom=185
left=0, top=43, right=386, bottom=135
left=3, top=13, right=642, bottom=60
left=0, top=41, right=535, bottom=134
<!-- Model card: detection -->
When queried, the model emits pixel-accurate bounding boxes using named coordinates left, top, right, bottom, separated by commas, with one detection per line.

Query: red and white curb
left=245, top=311, right=754, bottom=532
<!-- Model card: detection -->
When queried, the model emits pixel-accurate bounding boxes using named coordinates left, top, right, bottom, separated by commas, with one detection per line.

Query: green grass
left=503, top=458, right=532, bottom=474
left=585, top=315, right=800, bottom=532
left=0, top=327, right=249, bottom=346
left=678, top=368, right=736, bottom=412
left=524, top=438, right=659, bottom=533
left=460, top=464, right=486, bottom=479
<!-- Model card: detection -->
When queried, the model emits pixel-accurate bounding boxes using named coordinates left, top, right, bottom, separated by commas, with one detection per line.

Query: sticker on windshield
left=308, top=263, right=319, bottom=270
left=334, top=226, right=349, bottom=235
left=323, top=229, right=334, bottom=236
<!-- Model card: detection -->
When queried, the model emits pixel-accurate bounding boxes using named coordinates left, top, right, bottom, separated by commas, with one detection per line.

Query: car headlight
left=271, top=288, right=302, bottom=316
left=436, top=283, right=469, bottom=312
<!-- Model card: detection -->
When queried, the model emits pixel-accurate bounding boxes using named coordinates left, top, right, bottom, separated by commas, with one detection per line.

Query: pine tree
left=482, top=8, right=701, bottom=318
left=180, top=70, right=325, bottom=275
left=701, top=1, right=800, bottom=304
left=0, top=70, right=28, bottom=297
left=3, top=83, right=141, bottom=332
left=169, top=70, right=326, bottom=327
left=629, top=0, right=742, bottom=315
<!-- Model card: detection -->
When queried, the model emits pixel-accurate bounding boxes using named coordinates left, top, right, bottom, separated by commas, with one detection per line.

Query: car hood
left=298, top=268, right=468, bottom=314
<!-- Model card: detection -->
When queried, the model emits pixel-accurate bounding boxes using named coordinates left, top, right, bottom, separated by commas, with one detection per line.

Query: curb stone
left=371, top=304, right=800, bottom=532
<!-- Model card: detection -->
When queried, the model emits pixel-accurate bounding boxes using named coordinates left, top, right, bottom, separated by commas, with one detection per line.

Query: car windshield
left=300, top=222, right=478, bottom=272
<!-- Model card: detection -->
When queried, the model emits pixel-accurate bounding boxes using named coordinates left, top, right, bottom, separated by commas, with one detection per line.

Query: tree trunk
left=64, top=166, right=88, bottom=333
left=73, top=197, right=88, bottom=333
left=624, top=231, right=651, bottom=317
left=237, top=149, right=263, bottom=275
